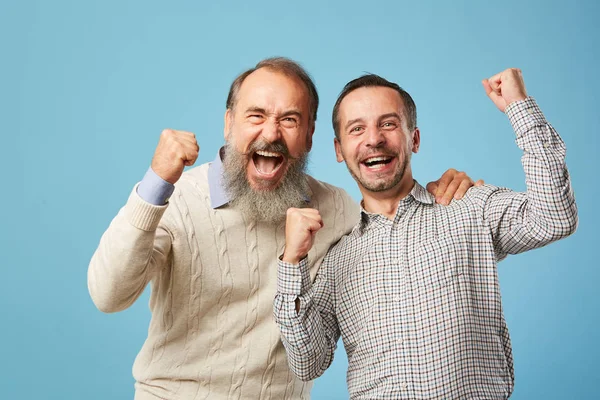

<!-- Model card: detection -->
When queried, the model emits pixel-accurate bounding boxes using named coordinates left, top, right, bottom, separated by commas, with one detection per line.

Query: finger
left=426, top=181, right=438, bottom=196
left=182, top=147, right=199, bottom=166
left=482, top=80, right=502, bottom=105
left=178, top=135, right=199, bottom=148
left=298, top=208, right=320, bottom=215
left=171, top=129, right=195, bottom=138
left=475, top=179, right=485, bottom=187
left=440, top=176, right=462, bottom=205
left=300, top=211, right=323, bottom=228
left=487, top=72, right=503, bottom=90
left=481, top=79, right=494, bottom=97
left=434, top=169, right=456, bottom=200
left=454, top=178, right=474, bottom=200
left=303, top=217, right=323, bottom=233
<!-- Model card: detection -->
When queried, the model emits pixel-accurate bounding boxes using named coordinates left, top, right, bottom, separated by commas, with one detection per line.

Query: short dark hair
left=332, top=74, right=417, bottom=139
left=226, top=57, right=319, bottom=123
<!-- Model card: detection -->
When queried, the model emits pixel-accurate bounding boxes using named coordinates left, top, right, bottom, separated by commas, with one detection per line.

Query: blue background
left=2, top=0, right=598, bottom=398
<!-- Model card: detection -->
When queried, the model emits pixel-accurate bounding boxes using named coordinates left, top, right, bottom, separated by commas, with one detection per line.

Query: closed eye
left=280, top=116, right=299, bottom=128
left=248, top=114, right=264, bottom=123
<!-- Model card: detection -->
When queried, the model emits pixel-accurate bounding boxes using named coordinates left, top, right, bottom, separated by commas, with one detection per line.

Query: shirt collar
left=359, top=180, right=434, bottom=229
left=207, top=146, right=312, bottom=209
left=208, top=147, right=230, bottom=209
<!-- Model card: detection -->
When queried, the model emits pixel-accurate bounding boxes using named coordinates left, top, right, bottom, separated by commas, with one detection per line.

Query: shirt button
left=397, top=337, right=404, bottom=345
left=393, top=295, right=401, bottom=302
left=401, top=382, right=408, bottom=390
left=527, top=108, right=535, bottom=115
left=543, top=142, right=549, bottom=148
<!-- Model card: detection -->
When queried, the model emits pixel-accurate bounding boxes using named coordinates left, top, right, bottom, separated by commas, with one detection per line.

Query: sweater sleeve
left=87, top=184, right=173, bottom=313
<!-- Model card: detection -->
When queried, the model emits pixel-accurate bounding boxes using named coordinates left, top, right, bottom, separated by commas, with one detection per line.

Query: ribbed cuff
left=125, top=184, right=169, bottom=231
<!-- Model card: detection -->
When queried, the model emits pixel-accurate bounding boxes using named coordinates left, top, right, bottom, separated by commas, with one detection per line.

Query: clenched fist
left=151, top=129, right=199, bottom=184
left=482, top=68, right=528, bottom=113
left=282, top=208, right=324, bottom=264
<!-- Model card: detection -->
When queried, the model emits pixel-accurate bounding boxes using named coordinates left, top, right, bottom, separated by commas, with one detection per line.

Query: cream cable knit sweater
left=88, top=163, right=360, bottom=400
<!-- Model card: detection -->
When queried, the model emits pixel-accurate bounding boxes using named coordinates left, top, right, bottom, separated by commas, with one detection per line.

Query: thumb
left=482, top=79, right=505, bottom=111
left=482, top=79, right=494, bottom=97
left=426, top=180, right=439, bottom=195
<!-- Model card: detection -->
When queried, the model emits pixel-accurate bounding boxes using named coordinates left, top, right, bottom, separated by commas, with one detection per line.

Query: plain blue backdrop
left=2, top=0, right=598, bottom=399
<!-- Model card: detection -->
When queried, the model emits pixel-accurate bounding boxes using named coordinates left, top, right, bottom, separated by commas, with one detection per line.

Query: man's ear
left=334, top=137, right=345, bottom=163
left=306, top=121, right=315, bottom=152
left=224, top=109, right=233, bottom=140
left=412, top=128, right=421, bottom=153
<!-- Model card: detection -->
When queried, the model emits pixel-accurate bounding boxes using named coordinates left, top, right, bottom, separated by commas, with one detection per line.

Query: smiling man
left=274, top=69, right=578, bottom=399
left=88, top=57, right=478, bottom=400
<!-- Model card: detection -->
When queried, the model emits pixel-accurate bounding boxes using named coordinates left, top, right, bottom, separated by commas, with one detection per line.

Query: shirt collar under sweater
left=208, top=146, right=311, bottom=209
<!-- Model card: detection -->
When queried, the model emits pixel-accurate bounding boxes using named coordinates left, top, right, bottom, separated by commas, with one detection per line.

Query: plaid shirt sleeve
left=273, top=255, right=340, bottom=381
left=479, top=97, right=578, bottom=259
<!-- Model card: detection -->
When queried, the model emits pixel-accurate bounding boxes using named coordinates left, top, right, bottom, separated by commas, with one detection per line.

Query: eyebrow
left=245, top=107, right=303, bottom=119
left=378, top=112, right=402, bottom=123
left=279, top=109, right=303, bottom=119
left=344, top=112, right=402, bottom=130
left=345, top=118, right=365, bottom=130
left=245, top=107, right=267, bottom=115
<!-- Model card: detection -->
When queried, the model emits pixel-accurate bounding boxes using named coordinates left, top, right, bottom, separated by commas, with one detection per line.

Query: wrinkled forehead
left=235, top=68, right=311, bottom=115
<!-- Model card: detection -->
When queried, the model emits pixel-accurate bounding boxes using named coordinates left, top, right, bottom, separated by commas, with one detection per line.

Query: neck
left=360, top=170, right=415, bottom=220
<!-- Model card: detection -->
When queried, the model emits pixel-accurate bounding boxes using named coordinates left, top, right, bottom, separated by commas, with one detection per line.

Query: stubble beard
left=347, top=148, right=411, bottom=193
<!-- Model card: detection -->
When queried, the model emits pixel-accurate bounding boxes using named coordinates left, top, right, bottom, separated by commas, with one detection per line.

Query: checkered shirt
left=274, top=97, right=578, bottom=399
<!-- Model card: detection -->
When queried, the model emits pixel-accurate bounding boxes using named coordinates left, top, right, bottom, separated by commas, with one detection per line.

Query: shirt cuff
left=277, top=257, right=312, bottom=296
left=505, top=96, right=548, bottom=138
left=137, top=167, right=175, bottom=205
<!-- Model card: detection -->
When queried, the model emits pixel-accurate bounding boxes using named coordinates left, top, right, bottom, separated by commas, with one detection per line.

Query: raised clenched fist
left=151, top=129, right=199, bottom=184
left=482, top=68, right=528, bottom=113
left=282, top=208, right=324, bottom=264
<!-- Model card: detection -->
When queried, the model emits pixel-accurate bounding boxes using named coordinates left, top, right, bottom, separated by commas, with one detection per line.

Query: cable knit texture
left=88, top=162, right=360, bottom=400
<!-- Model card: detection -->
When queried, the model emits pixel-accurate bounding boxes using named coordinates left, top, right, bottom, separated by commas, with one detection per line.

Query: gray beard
left=222, top=141, right=310, bottom=224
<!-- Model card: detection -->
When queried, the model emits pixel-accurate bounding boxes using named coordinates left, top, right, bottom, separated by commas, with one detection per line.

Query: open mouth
left=252, top=150, right=286, bottom=177
left=361, top=155, right=393, bottom=171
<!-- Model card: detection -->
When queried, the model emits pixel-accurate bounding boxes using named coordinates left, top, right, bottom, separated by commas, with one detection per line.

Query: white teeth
left=364, top=156, right=390, bottom=163
left=256, top=151, right=281, bottom=157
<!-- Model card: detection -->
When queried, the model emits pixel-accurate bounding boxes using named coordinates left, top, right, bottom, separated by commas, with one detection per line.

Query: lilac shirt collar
left=207, top=147, right=311, bottom=209
left=208, top=148, right=229, bottom=209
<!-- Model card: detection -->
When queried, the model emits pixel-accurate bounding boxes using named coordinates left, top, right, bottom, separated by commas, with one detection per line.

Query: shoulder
left=445, top=184, right=516, bottom=215
left=461, top=184, right=514, bottom=203
left=307, top=175, right=361, bottom=230
left=307, top=175, right=358, bottom=210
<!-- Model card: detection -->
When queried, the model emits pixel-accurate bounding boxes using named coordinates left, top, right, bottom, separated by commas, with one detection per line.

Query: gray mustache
left=247, top=140, right=291, bottom=159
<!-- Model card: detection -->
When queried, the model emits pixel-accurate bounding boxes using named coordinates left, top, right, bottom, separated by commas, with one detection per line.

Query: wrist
left=281, top=251, right=303, bottom=265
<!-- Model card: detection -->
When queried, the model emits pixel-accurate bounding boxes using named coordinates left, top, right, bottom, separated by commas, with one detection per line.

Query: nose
left=261, top=119, right=282, bottom=143
left=365, top=126, right=385, bottom=148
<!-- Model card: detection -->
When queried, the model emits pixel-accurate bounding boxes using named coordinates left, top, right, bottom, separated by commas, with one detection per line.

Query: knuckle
left=161, top=129, right=173, bottom=138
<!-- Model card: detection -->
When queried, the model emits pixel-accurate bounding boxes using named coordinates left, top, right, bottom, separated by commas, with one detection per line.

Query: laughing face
left=221, top=68, right=314, bottom=222
left=334, top=86, right=420, bottom=194
left=224, top=68, right=314, bottom=191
